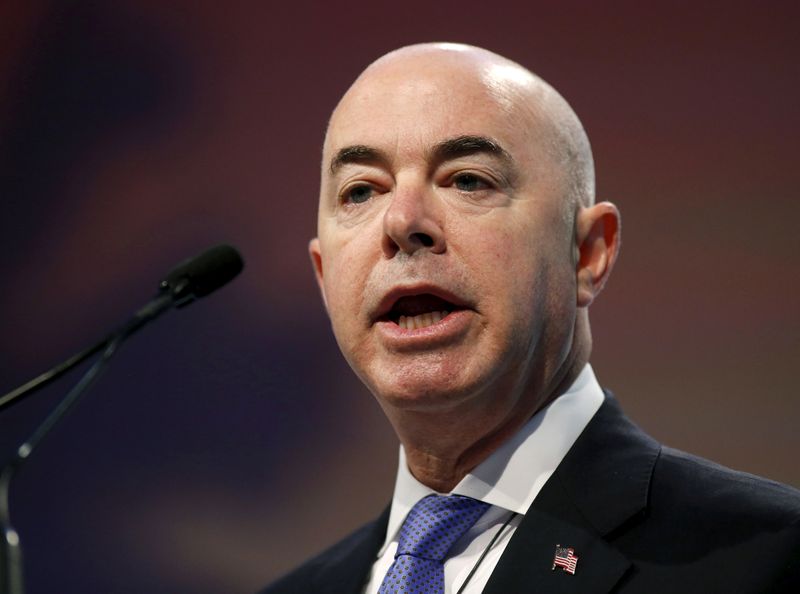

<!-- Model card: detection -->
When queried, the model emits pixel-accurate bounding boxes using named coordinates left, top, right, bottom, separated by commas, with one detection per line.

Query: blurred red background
left=1, top=1, right=798, bottom=592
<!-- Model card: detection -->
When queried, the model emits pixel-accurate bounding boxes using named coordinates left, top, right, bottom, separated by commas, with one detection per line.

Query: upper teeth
left=397, top=311, right=449, bottom=330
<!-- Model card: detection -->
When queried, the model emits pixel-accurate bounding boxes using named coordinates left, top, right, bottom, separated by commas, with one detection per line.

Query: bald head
left=326, top=43, right=595, bottom=217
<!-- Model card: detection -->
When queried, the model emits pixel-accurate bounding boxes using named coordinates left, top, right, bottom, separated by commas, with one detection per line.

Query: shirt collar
left=380, top=363, right=604, bottom=554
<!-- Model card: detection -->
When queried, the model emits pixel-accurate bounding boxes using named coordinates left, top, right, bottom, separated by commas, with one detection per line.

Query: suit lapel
left=310, top=506, right=390, bottom=594
left=483, top=479, right=630, bottom=593
left=484, top=394, right=660, bottom=594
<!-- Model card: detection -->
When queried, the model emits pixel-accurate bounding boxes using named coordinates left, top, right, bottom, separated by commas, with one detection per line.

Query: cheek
left=324, top=251, right=362, bottom=314
left=467, top=222, right=535, bottom=300
left=320, top=235, right=375, bottom=337
left=468, top=218, right=573, bottom=334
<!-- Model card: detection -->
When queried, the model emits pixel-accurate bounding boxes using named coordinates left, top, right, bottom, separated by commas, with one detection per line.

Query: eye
left=343, top=184, right=374, bottom=204
left=453, top=173, right=491, bottom=192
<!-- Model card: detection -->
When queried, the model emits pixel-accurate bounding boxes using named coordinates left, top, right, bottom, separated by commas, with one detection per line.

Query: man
left=262, top=43, right=800, bottom=593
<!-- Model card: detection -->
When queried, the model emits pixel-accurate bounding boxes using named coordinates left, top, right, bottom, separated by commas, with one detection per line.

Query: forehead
left=324, top=55, right=545, bottom=168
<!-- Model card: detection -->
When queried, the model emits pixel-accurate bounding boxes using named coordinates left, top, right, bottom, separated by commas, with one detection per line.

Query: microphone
left=160, top=243, right=244, bottom=306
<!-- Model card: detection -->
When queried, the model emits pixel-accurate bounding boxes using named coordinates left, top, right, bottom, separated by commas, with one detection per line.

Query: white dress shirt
left=362, top=364, right=605, bottom=594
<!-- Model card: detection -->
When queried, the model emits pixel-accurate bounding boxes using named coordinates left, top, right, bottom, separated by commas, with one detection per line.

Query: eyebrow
left=328, top=134, right=513, bottom=175
left=429, top=135, right=513, bottom=166
left=329, top=145, right=388, bottom=175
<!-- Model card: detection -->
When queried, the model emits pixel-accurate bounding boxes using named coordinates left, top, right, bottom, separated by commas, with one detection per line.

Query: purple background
left=1, top=1, right=798, bottom=592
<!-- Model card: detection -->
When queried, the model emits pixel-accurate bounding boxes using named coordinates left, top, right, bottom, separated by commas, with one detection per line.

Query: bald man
left=261, top=44, right=800, bottom=594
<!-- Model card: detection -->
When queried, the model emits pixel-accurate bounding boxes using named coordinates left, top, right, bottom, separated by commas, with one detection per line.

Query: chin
left=364, top=360, right=490, bottom=412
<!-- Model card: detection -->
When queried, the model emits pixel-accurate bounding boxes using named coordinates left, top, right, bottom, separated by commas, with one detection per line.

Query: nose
left=382, top=183, right=446, bottom=258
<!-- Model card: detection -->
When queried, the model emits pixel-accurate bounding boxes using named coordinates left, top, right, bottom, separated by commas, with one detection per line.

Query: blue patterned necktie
left=379, top=494, right=490, bottom=594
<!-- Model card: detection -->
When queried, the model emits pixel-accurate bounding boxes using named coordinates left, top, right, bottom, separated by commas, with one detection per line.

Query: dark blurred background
left=1, top=1, right=798, bottom=592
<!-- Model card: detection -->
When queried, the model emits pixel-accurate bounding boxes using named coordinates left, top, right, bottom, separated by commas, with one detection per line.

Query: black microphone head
left=160, top=244, right=244, bottom=306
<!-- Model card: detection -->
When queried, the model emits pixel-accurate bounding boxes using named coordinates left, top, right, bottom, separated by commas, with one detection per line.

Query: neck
left=394, top=325, right=591, bottom=493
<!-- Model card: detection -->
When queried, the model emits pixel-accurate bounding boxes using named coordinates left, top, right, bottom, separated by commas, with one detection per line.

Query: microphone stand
left=0, top=293, right=173, bottom=594
left=0, top=339, right=108, bottom=413
left=0, top=243, right=242, bottom=594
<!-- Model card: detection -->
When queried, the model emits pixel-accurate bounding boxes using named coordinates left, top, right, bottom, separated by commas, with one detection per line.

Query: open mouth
left=381, top=294, right=464, bottom=330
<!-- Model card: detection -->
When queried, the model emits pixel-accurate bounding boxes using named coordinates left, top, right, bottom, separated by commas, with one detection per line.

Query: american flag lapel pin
left=552, top=544, right=579, bottom=575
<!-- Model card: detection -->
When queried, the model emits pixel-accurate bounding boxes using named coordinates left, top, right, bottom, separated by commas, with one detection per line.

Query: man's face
left=311, top=53, right=580, bottom=422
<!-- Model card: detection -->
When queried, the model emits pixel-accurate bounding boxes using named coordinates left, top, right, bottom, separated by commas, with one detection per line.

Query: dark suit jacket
left=261, top=394, right=800, bottom=593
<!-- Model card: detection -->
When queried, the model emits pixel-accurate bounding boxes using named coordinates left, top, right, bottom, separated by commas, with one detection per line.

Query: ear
left=575, top=201, right=621, bottom=307
left=308, top=238, right=328, bottom=311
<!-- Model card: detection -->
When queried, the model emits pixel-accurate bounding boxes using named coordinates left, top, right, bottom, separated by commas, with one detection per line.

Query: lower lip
left=374, top=310, right=473, bottom=350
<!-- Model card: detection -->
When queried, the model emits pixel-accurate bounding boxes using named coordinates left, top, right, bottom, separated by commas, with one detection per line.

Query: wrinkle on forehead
left=328, top=44, right=523, bottom=133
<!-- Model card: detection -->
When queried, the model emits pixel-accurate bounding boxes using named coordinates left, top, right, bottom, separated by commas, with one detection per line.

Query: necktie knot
left=396, top=494, right=489, bottom=561
left=379, top=495, right=490, bottom=593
